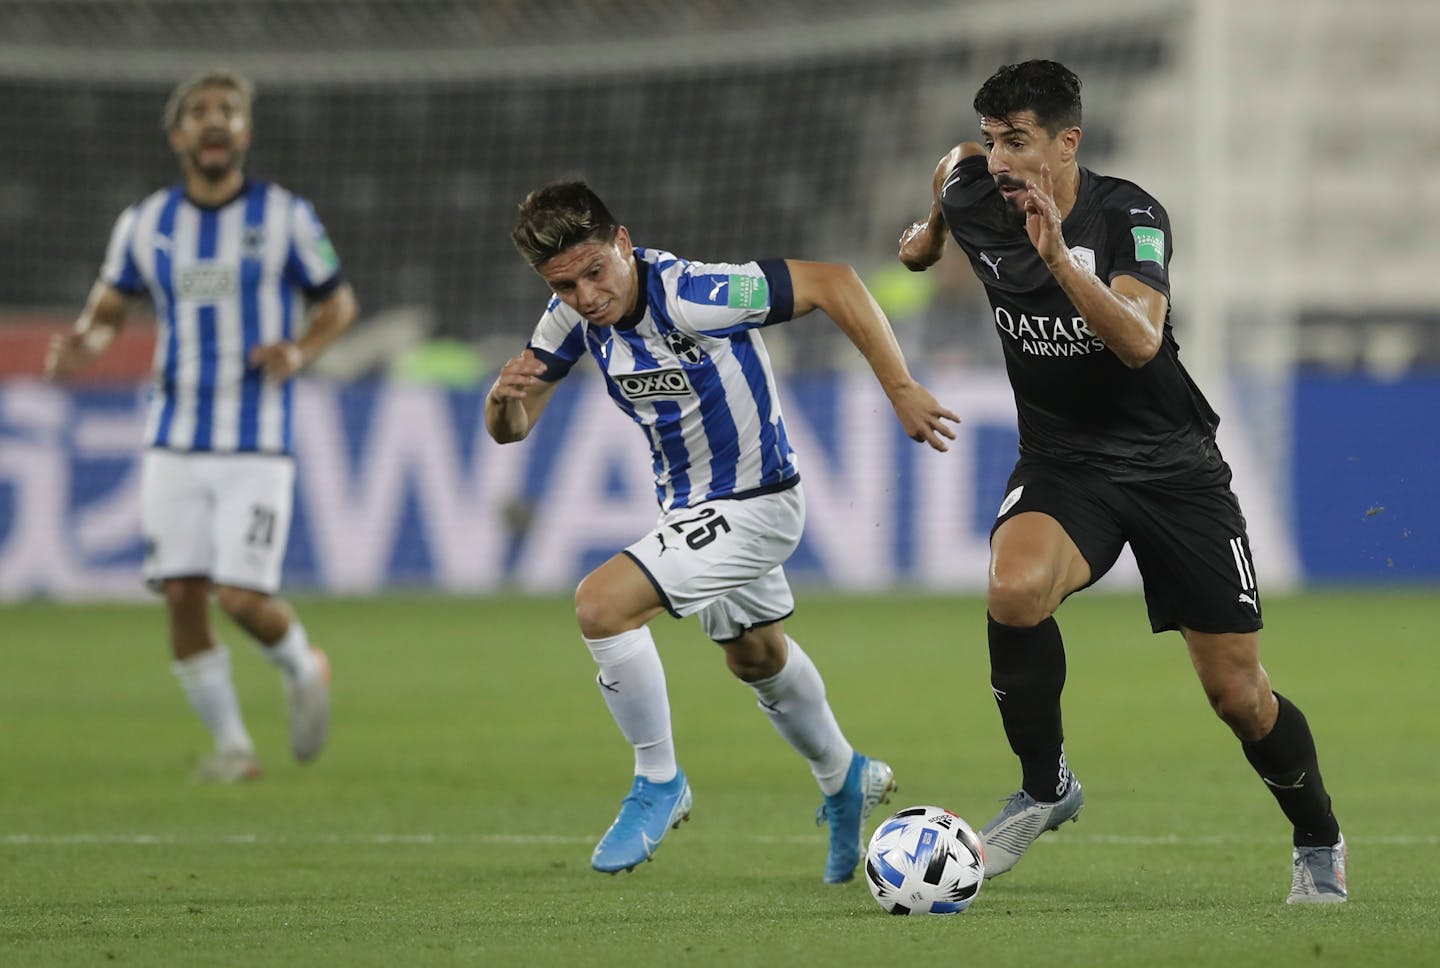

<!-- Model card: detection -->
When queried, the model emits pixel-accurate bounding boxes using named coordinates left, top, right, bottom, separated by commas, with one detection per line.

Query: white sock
left=173, top=645, right=253, bottom=755
left=584, top=627, right=676, bottom=783
left=257, top=619, right=318, bottom=680
left=749, top=637, right=853, bottom=795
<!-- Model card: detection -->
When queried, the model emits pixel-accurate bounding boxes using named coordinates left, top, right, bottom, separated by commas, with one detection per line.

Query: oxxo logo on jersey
left=616, top=367, right=694, bottom=401
left=175, top=263, right=238, bottom=302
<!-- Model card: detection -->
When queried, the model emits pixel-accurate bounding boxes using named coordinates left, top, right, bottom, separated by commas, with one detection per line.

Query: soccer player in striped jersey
left=489, top=181, right=958, bottom=881
left=900, top=60, right=1345, bottom=902
left=45, top=69, right=358, bottom=783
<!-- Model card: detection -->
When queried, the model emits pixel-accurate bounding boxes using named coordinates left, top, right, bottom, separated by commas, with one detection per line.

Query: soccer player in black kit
left=899, top=60, right=1346, bottom=903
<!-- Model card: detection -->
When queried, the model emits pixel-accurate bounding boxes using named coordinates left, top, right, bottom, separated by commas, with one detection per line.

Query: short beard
left=191, top=148, right=244, bottom=183
left=1001, top=195, right=1027, bottom=230
left=994, top=178, right=1028, bottom=229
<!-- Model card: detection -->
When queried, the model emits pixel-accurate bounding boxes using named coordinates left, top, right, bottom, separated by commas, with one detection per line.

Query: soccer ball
left=864, top=805, right=985, bottom=915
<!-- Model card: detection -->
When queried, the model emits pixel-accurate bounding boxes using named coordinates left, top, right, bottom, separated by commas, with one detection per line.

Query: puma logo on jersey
left=979, top=251, right=1003, bottom=278
left=1129, top=206, right=1155, bottom=219
left=709, top=278, right=728, bottom=300
left=1238, top=592, right=1259, bottom=612
left=616, top=367, right=693, bottom=401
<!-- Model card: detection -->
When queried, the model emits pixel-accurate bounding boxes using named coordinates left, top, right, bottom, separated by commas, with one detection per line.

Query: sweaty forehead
left=980, top=111, right=1043, bottom=137
left=539, top=242, right=609, bottom=282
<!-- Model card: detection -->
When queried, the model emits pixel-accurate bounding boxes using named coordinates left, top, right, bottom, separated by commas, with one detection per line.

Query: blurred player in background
left=899, top=60, right=1345, bottom=903
left=489, top=181, right=958, bottom=881
left=45, top=69, right=358, bottom=782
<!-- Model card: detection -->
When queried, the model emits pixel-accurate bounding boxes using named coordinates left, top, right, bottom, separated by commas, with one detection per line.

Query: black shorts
left=991, top=455, right=1263, bottom=635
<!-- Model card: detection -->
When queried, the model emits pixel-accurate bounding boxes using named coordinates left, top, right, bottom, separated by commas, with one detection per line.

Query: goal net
left=1, top=0, right=1198, bottom=364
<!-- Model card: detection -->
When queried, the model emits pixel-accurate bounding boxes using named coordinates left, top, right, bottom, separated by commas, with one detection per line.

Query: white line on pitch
left=3, top=833, right=1436, bottom=847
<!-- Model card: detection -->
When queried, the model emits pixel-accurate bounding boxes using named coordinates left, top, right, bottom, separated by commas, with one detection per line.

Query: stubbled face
left=980, top=110, right=1074, bottom=215
left=536, top=226, right=638, bottom=327
left=170, top=85, right=250, bottom=181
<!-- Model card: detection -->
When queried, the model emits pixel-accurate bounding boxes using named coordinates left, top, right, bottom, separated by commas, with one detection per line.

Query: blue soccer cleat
left=591, top=770, right=693, bottom=874
left=815, top=753, right=896, bottom=884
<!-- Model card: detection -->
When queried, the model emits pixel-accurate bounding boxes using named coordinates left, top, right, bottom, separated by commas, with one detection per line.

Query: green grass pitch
left=2, top=590, right=1437, bottom=966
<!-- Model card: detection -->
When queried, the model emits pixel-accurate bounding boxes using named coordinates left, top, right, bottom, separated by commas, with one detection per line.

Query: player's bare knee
left=574, top=579, right=625, bottom=639
left=1208, top=683, right=1267, bottom=738
left=162, top=577, right=209, bottom=613
left=987, top=570, right=1057, bottom=627
left=215, top=585, right=268, bottom=627
left=722, top=634, right=783, bottom=682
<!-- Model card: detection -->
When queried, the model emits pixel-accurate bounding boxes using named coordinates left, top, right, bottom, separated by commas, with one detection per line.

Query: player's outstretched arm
left=898, top=143, right=984, bottom=271
left=44, top=281, right=133, bottom=381
left=485, top=348, right=560, bottom=444
left=250, top=282, right=359, bottom=382
left=786, top=260, right=958, bottom=451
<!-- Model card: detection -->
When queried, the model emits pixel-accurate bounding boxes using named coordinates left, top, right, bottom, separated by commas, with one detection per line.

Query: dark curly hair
left=973, top=60, right=1082, bottom=135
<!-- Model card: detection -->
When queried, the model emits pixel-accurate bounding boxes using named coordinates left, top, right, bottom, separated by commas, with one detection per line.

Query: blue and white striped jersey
left=101, top=180, right=343, bottom=455
left=527, top=247, right=798, bottom=511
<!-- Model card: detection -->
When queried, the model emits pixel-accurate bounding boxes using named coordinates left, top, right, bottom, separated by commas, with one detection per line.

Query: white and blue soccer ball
left=864, top=805, right=985, bottom=915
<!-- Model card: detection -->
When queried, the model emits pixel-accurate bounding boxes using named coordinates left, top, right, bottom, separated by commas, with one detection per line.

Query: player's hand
left=887, top=382, right=960, bottom=452
left=1023, top=164, right=1067, bottom=268
left=45, top=332, right=86, bottom=381
left=44, top=330, right=106, bottom=381
left=488, top=349, right=546, bottom=405
left=898, top=217, right=945, bottom=271
left=249, top=341, right=304, bottom=382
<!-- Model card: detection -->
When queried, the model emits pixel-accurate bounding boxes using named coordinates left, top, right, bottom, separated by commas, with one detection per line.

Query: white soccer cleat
left=192, top=748, right=262, bottom=784
left=285, top=647, right=331, bottom=763
left=978, top=779, right=1084, bottom=879
left=1287, top=835, right=1348, bottom=904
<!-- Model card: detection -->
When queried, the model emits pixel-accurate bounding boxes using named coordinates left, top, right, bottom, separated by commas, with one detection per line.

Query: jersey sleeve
left=1106, top=190, right=1171, bottom=298
left=938, top=155, right=992, bottom=213
left=936, top=154, right=997, bottom=255
left=99, top=205, right=147, bottom=296
left=665, top=258, right=794, bottom=337
left=945, top=154, right=991, bottom=193
left=284, top=198, right=344, bottom=300
left=525, top=297, right=587, bottom=381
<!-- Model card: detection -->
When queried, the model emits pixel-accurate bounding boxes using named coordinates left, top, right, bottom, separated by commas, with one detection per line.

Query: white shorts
left=140, top=449, right=295, bottom=594
left=624, top=483, right=805, bottom=642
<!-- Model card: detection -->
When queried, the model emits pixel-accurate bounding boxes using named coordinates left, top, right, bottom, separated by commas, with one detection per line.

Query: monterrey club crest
left=663, top=329, right=705, bottom=365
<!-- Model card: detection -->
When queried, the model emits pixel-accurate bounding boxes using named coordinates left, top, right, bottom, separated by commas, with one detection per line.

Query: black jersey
left=940, top=154, right=1221, bottom=481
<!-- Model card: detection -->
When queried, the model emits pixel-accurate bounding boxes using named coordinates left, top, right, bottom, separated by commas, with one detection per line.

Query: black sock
left=988, top=614, right=1072, bottom=802
left=1241, top=692, right=1341, bottom=847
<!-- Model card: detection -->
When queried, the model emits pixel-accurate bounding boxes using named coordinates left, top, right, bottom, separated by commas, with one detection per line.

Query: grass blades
left=1, top=591, right=1436, bottom=966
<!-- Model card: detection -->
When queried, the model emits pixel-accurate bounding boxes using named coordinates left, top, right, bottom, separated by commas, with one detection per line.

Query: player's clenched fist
left=249, top=341, right=305, bottom=382
left=489, top=348, right=546, bottom=403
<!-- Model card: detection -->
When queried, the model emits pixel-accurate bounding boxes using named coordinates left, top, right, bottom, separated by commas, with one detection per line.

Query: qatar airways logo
left=615, top=367, right=694, bottom=401
left=993, top=306, right=1107, bottom=358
